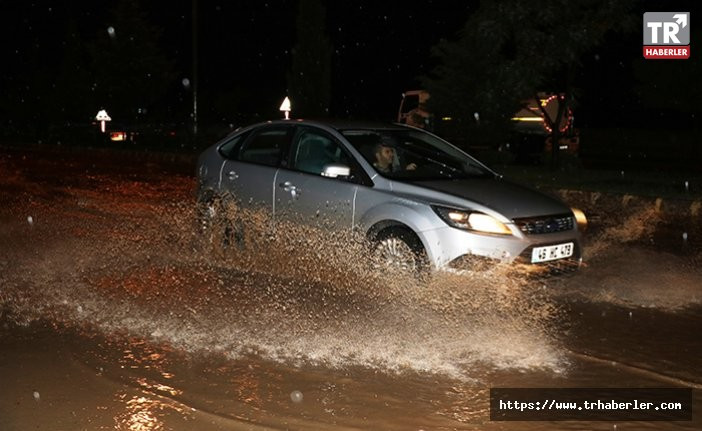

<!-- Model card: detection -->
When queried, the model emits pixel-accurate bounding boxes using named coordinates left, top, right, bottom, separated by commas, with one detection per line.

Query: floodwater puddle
left=1, top=152, right=700, bottom=429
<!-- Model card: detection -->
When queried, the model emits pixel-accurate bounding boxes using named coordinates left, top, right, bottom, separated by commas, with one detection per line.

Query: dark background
left=0, top=0, right=699, bottom=170
left=0, top=1, right=471, bottom=125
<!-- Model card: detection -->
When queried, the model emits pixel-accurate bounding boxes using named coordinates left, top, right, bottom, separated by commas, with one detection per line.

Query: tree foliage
left=633, top=27, right=702, bottom=120
left=422, top=0, right=635, bottom=148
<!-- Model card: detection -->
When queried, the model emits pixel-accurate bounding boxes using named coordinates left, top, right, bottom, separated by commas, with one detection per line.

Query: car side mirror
left=321, top=163, right=351, bottom=178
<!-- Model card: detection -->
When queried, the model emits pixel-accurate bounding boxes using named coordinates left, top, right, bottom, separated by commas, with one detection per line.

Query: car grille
left=513, top=214, right=574, bottom=235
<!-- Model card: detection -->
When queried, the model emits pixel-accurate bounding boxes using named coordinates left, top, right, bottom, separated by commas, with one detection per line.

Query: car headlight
left=571, top=207, right=587, bottom=231
left=432, top=206, right=512, bottom=235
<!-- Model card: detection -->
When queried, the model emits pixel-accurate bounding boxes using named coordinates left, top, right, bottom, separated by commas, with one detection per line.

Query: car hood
left=411, top=178, right=571, bottom=220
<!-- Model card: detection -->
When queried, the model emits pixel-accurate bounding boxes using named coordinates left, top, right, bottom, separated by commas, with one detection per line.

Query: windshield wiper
left=422, top=155, right=463, bottom=174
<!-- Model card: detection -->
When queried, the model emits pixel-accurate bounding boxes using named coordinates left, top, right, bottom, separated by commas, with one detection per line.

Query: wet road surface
left=1, top=148, right=701, bottom=430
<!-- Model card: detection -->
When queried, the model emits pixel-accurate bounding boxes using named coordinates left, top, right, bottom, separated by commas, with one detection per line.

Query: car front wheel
left=371, top=227, right=429, bottom=278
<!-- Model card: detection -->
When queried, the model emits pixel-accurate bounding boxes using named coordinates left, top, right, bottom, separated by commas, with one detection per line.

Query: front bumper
left=418, top=225, right=582, bottom=270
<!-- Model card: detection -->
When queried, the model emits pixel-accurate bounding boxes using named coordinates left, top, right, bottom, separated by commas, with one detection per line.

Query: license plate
left=531, top=242, right=574, bottom=263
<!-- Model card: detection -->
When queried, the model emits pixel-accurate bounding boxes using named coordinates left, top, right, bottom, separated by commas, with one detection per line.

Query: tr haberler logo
left=643, top=12, right=690, bottom=59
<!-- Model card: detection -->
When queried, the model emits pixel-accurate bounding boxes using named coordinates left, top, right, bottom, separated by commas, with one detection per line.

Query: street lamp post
left=191, top=0, right=199, bottom=145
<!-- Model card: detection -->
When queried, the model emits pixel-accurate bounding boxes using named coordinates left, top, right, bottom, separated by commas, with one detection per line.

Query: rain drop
left=77, top=305, right=83, bottom=313
left=182, top=78, right=191, bottom=89
left=682, top=232, right=688, bottom=241
left=33, top=391, right=40, bottom=401
left=684, top=181, right=689, bottom=191
left=290, top=390, right=303, bottom=403
left=107, top=26, right=116, bottom=38
left=27, top=216, right=33, bottom=225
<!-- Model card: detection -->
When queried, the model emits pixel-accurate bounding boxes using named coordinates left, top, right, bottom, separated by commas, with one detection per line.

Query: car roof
left=248, top=118, right=410, bottom=132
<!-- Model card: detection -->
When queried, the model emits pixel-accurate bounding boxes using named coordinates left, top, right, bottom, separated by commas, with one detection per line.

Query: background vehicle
left=397, top=90, right=579, bottom=162
left=197, top=119, right=585, bottom=273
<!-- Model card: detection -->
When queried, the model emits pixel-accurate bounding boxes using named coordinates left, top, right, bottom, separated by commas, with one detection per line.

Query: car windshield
left=340, top=128, right=493, bottom=180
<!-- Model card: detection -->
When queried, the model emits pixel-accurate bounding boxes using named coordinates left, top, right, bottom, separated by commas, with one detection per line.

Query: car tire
left=372, top=227, right=429, bottom=279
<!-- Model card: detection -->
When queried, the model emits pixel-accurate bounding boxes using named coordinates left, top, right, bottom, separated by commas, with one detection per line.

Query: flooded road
left=1, top=148, right=701, bottom=430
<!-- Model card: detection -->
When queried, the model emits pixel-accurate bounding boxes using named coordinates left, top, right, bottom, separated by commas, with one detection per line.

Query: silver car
left=196, top=119, right=584, bottom=272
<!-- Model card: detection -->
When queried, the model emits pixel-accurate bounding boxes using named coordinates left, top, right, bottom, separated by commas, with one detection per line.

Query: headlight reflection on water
left=114, top=385, right=191, bottom=431
left=113, top=340, right=191, bottom=430
left=115, top=393, right=171, bottom=431
left=136, top=377, right=181, bottom=397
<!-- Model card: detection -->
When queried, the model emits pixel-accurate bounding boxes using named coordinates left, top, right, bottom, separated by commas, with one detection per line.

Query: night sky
left=0, top=1, right=700, bottom=132
left=1, top=1, right=475, bottom=125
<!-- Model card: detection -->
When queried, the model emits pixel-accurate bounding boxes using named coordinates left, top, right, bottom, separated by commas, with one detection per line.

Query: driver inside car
left=372, top=139, right=417, bottom=174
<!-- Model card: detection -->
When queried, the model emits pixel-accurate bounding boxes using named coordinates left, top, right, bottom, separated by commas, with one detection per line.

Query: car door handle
left=227, top=170, right=239, bottom=180
left=279, top=181, right=300, bottom=195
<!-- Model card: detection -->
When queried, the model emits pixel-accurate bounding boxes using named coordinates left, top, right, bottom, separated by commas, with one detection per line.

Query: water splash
left=1, top=170, right=566, bottom=382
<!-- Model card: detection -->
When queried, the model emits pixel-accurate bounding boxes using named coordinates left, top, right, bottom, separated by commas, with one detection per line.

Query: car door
left=219, top=125, right=294, bottom=216
left=274, top=126, right=361, bottom=231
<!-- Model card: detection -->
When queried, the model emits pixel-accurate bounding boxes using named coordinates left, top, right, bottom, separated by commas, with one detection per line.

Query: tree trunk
left=550, top=95, right=566, bottom=170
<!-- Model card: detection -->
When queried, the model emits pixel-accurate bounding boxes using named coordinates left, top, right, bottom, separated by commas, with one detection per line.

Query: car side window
left=238, top=127, right=291, bottom=167
left=217, top=131, right=249, bottom=159
left=291, top=128, right=352, bottom=176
